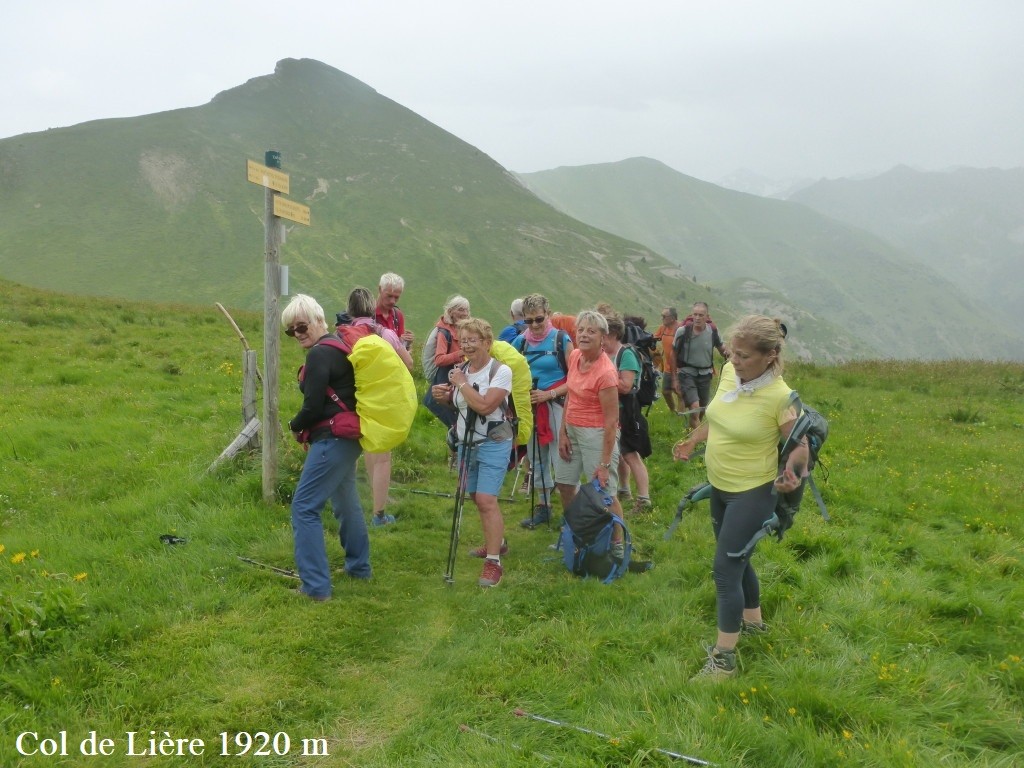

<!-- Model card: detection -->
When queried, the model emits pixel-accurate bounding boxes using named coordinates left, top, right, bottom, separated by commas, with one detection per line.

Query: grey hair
left=510, top=298, right=525, bottom=319
left=575, top=309, right=609, bottom=334
left=442, top=294, right=470, bottom=323
left=378, top=272, right=405, bottom=292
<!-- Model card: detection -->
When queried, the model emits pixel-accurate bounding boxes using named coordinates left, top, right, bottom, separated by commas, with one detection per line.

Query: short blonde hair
left=521, top=293, right=550, bottom=317
left=727, top=315, right=786, bottom=376
left=457, top=317, right=493, bottom=345
left=282, top=294, right=327, bottom=331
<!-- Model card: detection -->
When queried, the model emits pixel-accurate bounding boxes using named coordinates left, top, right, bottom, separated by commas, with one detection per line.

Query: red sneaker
left=469, top=540, right=509, bottom=558
left=478, top=559, right=503, bottom=587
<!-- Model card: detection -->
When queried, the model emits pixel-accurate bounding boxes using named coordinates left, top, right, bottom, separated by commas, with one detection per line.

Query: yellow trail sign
left=273, top=196, right=310, bottom=226
left=247, top=159, right=290, bottom=194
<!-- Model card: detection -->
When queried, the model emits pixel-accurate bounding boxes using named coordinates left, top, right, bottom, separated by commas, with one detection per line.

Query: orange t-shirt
left=563, top=348, right=618, bottom=428
left=653, top=322, right=679, bottom=373
left=549, top=314, right=577, bottom=346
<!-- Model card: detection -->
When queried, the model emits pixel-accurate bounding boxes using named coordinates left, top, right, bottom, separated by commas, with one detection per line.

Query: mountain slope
left=0, top=59, right=694, bottom=336
left=788, top=165, right=1024, bottom=328
left=517, top=158, right=1023, bottom=361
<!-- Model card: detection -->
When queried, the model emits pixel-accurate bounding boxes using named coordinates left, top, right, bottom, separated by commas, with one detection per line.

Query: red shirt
left=375, top=305, right=405, bottom=338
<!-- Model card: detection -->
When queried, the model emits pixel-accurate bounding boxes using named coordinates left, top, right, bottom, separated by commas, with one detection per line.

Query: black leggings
left=710, top=481, right=776, bottom=633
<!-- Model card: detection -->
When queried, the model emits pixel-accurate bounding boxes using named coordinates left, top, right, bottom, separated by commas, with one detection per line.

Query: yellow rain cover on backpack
left=347, top=333, right=417, bottom=453
left=490, top=340, right=533, bottom=444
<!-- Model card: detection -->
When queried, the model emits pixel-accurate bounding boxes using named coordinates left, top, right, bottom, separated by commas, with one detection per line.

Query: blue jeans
left=291, top=437, right=370, bottom=597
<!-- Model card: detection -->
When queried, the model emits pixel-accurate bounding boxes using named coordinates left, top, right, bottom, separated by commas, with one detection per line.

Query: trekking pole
left=444, top=395, right=477, bottom=584
left=458, top=724, right=553, bottom=762
left=237, top=556, right=300, bottom=580
left=513, top=709, right=715, bottom=766
left=529, top=377, right=540, bottom=525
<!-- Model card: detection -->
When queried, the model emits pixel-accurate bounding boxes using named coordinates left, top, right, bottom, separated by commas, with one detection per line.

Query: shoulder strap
left=555, top=329, right=568, bottom=373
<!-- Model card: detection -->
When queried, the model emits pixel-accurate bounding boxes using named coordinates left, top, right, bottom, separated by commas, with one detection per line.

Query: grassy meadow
left=1, top=281, right=1022, bottom=767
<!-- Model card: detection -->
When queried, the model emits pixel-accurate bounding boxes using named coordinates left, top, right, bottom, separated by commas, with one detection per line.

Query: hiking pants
left=709, top=481, right=775, bottom=633
left=291, top=437, right=370, bottom=597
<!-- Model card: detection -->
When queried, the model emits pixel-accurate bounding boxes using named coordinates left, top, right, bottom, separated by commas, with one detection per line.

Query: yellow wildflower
left=11, top=552, right=26, bottom=564
left=74, top=572, right=88, bottom=582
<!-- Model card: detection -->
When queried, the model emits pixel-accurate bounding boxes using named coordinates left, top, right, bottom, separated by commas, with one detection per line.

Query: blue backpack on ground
left=559, top=480, right=631, bottom=583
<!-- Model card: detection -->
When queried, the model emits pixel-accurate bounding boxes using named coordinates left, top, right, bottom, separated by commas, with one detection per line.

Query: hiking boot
left=469, top=540, right=509, bottom=558
left=478, top=559, right=503, bottom=587
left=617, top=487, right=633, bottom=500
left=692, top=645, right=738, bottom=681
left=741, top=620, right=770, bottom=635
left=371, top=512, right=396, bottom=527
left=520, top=504, right=551, bottom=529
left=632, top=496, right=653, bottom=514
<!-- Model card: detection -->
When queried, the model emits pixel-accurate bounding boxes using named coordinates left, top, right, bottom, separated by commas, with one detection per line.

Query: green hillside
left=517, top=158, right=1024, bottom=361
left=0, top=59, right=697, bottom=339
left=3, top=282, right=1022, bottom=766
left=789, top=165, right=1024, bottom=328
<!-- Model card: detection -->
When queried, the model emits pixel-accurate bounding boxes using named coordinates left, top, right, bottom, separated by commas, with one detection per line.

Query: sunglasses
left=285, top=322, right=309, bottom=337
left=524, top=315, right=547, bottom=325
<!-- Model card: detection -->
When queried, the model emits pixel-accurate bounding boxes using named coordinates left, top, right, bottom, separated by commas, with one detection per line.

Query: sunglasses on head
left=524, top=315, right=546, bottom=325
left=285, top=322, right=309, bottom=337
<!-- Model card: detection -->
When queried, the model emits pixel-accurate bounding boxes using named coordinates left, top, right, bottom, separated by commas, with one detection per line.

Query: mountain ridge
left=517, top=157, right=1023, bottom=360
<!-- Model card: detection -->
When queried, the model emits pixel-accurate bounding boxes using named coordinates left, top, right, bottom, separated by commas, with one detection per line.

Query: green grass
left=1, top=282, right=1022, bottom=766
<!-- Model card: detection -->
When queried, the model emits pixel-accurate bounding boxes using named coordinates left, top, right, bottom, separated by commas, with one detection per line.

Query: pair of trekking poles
left=445, top=378, right=551, bottom=584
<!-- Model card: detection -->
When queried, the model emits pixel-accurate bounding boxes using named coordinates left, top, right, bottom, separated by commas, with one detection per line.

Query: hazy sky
left=6, top=1, right=1023, bottom=183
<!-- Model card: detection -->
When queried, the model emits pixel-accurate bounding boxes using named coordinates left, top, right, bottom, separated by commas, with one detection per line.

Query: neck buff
left=525, top=321, right=553, bottom=344
left=721, top=367, right=776, bottom=403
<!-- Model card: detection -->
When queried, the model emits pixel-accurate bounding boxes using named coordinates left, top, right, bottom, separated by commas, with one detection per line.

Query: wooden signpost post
left=246, top=151, right=310, bottom=503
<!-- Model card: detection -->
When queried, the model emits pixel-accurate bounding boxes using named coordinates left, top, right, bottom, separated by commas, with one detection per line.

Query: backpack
left=318, top=326, right=417, bottom=453
left=559, top=480, right=632, bottom=583
left=512, top=328, right=569, bottom=375
left=673, top=322, right=723, bottom=372
left=615, top=342, right=660, bottom=408
left=421, top=326, right=454, bottom=384
left=774, top=392, right=830, bottom=528
left=726, top=391, right=830, bottom=558
left=490, top=340, right=534, bottom=444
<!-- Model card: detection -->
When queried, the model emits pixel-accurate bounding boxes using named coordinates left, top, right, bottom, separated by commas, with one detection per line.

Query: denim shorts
left=459, top=437, right=510, bottom=497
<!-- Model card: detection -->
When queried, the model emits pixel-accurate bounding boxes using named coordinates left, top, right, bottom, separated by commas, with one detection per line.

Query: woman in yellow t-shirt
left=673, top=316, right=809, bottom=680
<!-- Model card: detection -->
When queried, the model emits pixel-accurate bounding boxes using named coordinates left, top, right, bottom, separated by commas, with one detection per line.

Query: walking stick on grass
left=513, top=708, right=715, bottom=766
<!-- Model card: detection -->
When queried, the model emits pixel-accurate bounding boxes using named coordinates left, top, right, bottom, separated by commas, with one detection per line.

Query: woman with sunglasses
left=283, top=294, right=372, bottom=601
left=513, top=293, right=574, bottom=529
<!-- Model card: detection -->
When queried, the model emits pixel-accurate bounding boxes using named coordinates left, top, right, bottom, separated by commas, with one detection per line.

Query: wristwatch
left=599, top=461, right=612, bottom=469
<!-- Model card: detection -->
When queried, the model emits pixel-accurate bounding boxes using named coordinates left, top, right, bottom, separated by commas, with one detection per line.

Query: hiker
left=672, top=315, right=809, bottom=679
left=602, top=315, right=652, bottom=513
left=674, top=301, right=730, bottom=428
left=429, top=318, right=512, bottom=588
left=498, top=297, right=526, bottom=343
left=284, top=294, right=372, bottom=601
left=424, top=295, right=472, bottom=435
left=375, top=272, right=414, bottom=350
left=514, top=293, right=573, bottom=529
left=653, top=307, right=681, bottom=413
left=554, top=310, right=626, bottom=557
left=347, top=287, right=414, bottom=528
